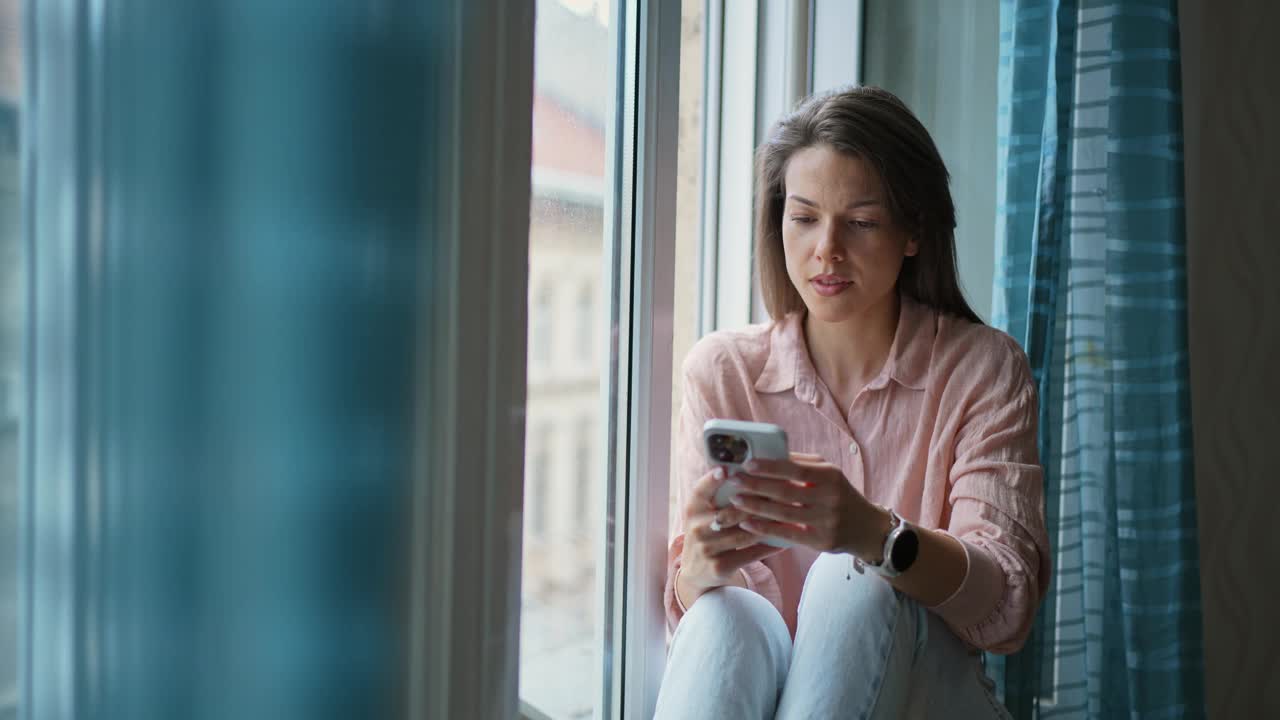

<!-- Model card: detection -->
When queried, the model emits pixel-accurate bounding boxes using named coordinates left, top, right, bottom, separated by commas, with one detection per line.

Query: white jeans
left=654, top=552, right=1013, bottom=720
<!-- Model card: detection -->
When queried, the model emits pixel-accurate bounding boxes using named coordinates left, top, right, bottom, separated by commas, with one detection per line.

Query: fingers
left=729, top=493, right=814, bottom=524
left=729, top=471, right=814, bottom=504
left=688, top=466, right=728, bottom=509
left=740, top=457, right=813, bottom=481
left=710, top=542, right=789, bottom=573
left=709, top=505, right=751, bottom=529
left=689, top=507, right=760, bottom=554
left=789, top=451, right=824, bottom=463
left=739, top=516, right=810, bottom=546
left=690, top=521, right=756, bottom=552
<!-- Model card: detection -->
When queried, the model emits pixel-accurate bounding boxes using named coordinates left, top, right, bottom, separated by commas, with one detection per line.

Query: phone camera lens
left=714, top=448, right=733, bottom=462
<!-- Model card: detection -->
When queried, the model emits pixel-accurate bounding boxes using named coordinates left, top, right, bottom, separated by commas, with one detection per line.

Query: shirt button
left=849, top=442, right=859, bottom=455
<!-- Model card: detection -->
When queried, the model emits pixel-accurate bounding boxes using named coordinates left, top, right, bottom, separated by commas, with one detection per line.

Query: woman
left=654, top=87, right=1050, bottom=719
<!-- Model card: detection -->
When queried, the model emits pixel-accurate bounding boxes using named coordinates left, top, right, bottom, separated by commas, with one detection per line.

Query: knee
left=799, top=553, right=908, bottom=624
left=682, top=586, right=783, bottom=634
left=658, top=588, right=792, bottom=718
left=677, top=586, right=789, bottom=654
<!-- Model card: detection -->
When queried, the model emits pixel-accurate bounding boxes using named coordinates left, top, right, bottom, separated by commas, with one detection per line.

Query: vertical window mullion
left=696, top=0, right=724, bottom=338
left=711, top=0, right=758, bottom=332
left=601, top=0, right=681, bottom=718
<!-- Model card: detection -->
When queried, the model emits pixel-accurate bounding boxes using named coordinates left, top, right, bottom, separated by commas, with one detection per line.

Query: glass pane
left=520, top=0, right=613, bottom=717
left=0, top=2, right=19, bottom=717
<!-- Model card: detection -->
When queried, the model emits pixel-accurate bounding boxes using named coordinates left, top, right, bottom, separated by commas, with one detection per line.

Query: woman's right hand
left=677, top=466, right=787, bottom=605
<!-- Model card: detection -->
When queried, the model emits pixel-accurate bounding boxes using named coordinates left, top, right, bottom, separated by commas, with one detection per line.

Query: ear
left=904, top=237, right=920, bottom=258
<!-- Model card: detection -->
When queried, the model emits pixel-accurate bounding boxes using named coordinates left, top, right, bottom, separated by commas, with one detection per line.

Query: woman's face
left=781, top=144, right=918, bottom=323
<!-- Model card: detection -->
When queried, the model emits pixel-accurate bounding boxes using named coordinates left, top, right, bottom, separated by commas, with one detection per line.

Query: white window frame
left=700, top=0, right=759, bottom=333
left=514, top=1, right=685, bottom=717
left=598, top=0, right=681, bottom=718
left=699, top=0, right=863, bottom=333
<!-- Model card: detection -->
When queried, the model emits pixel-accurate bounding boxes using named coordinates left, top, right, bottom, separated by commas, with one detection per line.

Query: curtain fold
left=990, top=1, right=1206, bottom=717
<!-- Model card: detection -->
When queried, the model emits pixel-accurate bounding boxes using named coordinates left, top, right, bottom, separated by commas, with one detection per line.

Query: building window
left=529, top=425, right=551, bottom=540
left=574, top=418, right=592, bottom=536
left=576, top=284, right=593, bottom=364
left=532, top=285, right=554, bottom=369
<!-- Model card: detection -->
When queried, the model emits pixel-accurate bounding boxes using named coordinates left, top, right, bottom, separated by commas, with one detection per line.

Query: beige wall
left=1179, top=0, right=1280, bottom=716
left=862, top=0, right=999, bottom=321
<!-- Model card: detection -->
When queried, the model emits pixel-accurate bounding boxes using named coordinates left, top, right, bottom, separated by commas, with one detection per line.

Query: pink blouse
left=664, top=295, right=1051, bottom=654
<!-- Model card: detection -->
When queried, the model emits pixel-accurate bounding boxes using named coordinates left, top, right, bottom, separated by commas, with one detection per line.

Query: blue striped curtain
left=989, top=1, right=1206, bottom=718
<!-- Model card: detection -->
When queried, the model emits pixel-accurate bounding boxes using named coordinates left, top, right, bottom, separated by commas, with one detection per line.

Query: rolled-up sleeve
left=930, top=345, right=1051, bottom=654
left=664, top=352, right=783, bottom=633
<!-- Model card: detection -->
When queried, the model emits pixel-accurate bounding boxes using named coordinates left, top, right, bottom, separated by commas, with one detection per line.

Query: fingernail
left=730, top=496, right=745, bottom=506
left=714, top=466, right=726, bottom=480
left=742, top=460, right=758, bottom=472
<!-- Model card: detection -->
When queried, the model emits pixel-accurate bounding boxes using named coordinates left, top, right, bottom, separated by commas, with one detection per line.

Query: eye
left=790, top=215, right=816, bottom=225
left=850, top=219, right=878, bottom=230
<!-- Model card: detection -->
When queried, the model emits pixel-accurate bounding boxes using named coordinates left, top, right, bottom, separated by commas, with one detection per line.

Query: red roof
left=531, top=92, right=605, bottom=179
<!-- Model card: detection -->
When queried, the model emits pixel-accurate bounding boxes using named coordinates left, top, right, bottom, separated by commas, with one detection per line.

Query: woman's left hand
left=729, top=451, right=889, bottom=558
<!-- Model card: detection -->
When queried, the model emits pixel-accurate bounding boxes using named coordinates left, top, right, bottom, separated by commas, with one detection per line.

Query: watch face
left=890, top=528, right=920, bottom=572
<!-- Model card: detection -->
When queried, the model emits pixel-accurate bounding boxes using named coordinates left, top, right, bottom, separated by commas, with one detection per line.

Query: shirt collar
left=753, top=311, right=806, bottom=395
left=878, top=294, right=933, bottom=392
left=753, top=294, right=935, bottom=399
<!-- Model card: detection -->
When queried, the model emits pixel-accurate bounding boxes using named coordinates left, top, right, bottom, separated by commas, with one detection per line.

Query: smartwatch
left=855, top=508, right=919, bottom=578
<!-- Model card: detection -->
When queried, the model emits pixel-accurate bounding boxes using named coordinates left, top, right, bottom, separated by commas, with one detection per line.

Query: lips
left=809, top=274, right=852, bottom=297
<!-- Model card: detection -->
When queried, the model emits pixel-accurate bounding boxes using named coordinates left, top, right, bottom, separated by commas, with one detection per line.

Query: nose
left=814, top=220, right=843, bottom=263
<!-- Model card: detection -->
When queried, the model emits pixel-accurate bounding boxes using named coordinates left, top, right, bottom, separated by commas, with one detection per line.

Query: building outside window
left=520, top=1, right=610, bottom=717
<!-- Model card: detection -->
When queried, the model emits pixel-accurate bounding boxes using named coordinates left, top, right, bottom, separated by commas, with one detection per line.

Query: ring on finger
left=709, top=517, right=723, bottom=532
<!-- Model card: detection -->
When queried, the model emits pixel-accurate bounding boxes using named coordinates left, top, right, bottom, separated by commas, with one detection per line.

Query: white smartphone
left=702, top=419, right=792, bottom=548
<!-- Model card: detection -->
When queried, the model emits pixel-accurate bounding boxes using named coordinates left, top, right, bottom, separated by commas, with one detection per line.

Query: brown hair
left=754, top=86, right=982, bottom=324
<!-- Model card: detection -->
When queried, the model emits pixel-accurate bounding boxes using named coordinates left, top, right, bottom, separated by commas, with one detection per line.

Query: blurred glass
left=0, top=2, right=19, bottom=718
left=520, top=0, right=611, bottom=717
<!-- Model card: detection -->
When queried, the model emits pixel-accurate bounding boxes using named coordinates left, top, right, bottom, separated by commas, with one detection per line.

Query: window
left=576, top=284, right=593, bottom=363
left=521, top=0, right=842, bottom=715
left=573, top=417, right=592, bottom=537
left=520, top=1, right=611, bottom=717
left=533, top=285, right=555, bottom=369
left=521, top=0, right=691, bottom=717
left=528, top=425, right=552, bottom=541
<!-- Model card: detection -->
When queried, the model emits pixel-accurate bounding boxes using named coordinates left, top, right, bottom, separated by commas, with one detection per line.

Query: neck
left=803, top=292, right=901, bottom=397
